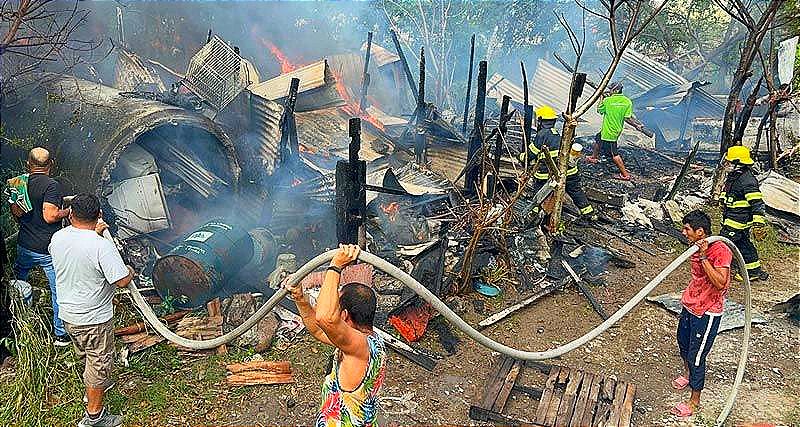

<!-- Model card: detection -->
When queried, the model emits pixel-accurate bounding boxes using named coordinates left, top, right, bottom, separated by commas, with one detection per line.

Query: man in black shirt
left=11, top=147, right=71, bottom=345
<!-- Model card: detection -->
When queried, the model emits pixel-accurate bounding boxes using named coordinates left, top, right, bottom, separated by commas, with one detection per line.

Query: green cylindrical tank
left=153, top=220, right=254, bottom=308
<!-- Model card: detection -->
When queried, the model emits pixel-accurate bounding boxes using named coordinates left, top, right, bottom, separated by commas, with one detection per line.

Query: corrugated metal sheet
left=248, top=91, right=283, bottom=176
left=294, top=107, right=387, bottom=166
left=487, top=61, right=603, bottom=127
left=616, top=48, right=687, bottom=95
left=361, top=42, right=400, bottom=68
left=248, top=60, right=345, bottom=112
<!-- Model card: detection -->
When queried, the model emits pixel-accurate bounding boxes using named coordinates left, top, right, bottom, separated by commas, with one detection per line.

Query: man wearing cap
left=522, top=105, right=597, bottom=225
left=719, top=145, right=769, bottom=281
left=8, top=147, right=71, bottom=346
left=587, top=82, right=633, bottom=181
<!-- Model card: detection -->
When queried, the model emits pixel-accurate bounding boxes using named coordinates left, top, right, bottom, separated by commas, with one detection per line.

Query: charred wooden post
left=414, top=47, right=427, bottom=165
left=521, top=62, right=533, bottom=158
left=336, top=118, right=367, bottom=246
left=489, top=95, right=510, bottom=198
left=359, top=32, right=373, bottom=111
left=206, top=28, right=213, bottom=43
left=389, top=29, right=418, bottom=104
left=462, top=34, right=476, bottom=136
left=665, top=140, right=700, bottom=201
left=279, top=78, right=300, bottom=166
left=568, top=73, right=587, bottom=113
left=465, top=60, right=488, bottom=194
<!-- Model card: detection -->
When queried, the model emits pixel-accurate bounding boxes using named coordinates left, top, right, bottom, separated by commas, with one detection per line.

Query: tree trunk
left=549, top=115, right=578, bottom=232
left=711, top=0, right=781, bottom=196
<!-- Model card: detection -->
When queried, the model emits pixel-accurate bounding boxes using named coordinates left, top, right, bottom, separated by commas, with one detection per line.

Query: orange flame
left=257, top=37, right=299, bottom=74
left=331, top=70, right=385, bottom=131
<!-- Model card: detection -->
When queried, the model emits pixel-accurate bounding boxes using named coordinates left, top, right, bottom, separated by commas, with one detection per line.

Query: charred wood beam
left=462, top=34, right=476, bottom=136
left=279, top=78, right=300, bottom=166
left=665, top=140, right=700, bottom=201
left=359, top=32, right=373, bottom=111
left=569, top=73, right=587, bottom=113
left=389, top=29, right=418, bottom=104
left=336, top=118, right=367, bottom=246
left=521, top=62, right=533, bottom=154
left=490, top=95, right=511, bottom=198
left=562, top=260, right=609, bottom=320
left=417, top=47, right=425, bottom=110
left=465, top=60, right=488, bottom=194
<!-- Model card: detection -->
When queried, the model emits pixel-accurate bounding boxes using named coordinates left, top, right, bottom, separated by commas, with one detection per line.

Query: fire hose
left=118, top=234, right=750, bottom=426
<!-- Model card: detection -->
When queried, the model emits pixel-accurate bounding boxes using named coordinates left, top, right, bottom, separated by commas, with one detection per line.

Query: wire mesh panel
left=184, top=35, right=249, bottom=111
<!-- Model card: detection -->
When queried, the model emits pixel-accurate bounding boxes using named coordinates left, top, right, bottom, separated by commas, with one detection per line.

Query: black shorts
left=594, top=133, right=619, bottom=157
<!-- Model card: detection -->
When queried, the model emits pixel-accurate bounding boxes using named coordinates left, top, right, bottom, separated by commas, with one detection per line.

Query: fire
left=331, top=70, right=385, bottom=131
left=379, top=202, right=400, bottom=222
left=250, top=28, right=299, bottom=74
left=291, top=178, right=302, bottom=187
left=298, top=143, right=316, bottom=154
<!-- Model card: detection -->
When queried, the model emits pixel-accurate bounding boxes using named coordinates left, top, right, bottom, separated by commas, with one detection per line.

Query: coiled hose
left=123, top=236, right=750, bottom=426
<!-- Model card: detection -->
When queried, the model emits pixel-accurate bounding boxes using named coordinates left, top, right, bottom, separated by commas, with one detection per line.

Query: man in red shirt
left=672, top=210, right=732, bottom=417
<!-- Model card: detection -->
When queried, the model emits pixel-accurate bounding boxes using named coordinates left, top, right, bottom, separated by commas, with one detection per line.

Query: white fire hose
left=118, top=234, right=750, bottom=426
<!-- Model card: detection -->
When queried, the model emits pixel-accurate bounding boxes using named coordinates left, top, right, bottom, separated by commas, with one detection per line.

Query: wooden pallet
left=534, top=366, right=636, bottom=427
left=470, top=356, right=636, bottom=427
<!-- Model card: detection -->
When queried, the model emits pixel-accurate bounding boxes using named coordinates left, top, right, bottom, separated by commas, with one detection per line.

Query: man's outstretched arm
left=315, top=245, right=364, bottom=355
left=288, top=282, right=333, bottom=345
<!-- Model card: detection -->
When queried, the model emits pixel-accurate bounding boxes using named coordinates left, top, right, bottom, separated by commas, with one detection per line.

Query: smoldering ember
left=1, top=1, right=799, bottom=426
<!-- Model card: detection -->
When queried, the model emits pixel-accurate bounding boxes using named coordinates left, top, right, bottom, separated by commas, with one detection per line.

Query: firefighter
left=522, top=105, right=597, bottom=224
left=719, top=145, right=769, bottom=281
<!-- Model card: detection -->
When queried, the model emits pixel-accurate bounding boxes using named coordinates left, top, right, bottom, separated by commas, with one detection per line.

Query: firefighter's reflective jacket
left=719, top=166, right=766, bottom=230
left=520, top=123, right=577, bottom=180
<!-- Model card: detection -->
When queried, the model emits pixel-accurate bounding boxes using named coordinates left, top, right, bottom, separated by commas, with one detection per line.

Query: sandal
left=672, top=375, right=689, bottom=390
left=612, top=173, right=631, bottom=181
left=585, top=156, right=599, bottom=164
left=670, top=402, right=693, bottom=418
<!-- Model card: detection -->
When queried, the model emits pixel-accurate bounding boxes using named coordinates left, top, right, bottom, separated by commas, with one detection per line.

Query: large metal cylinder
left=152, top=221, right=279, bottom=308
left=0, top=73, right=240, bottom=195
left=153, top=220, right=254, bottom=308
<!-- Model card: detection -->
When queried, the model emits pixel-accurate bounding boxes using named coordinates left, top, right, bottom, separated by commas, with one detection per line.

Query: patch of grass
left=0, top=295, right=85, bottom=427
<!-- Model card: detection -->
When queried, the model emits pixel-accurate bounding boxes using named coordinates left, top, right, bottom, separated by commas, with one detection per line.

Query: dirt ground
left=204, top=235, right=800, bottom=426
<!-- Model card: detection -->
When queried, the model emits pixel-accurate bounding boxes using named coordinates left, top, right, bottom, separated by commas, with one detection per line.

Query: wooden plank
left=617, top=383, right=636, bottom=427
left=555, top=369, right=584, bottom=427
left=581, top=374, right=603, bottom=427
left=593, top=376, right=617, bottom=427
left=206, top=298, right=227, bottom=355
left=478, top=281, right=562, bottom=329
left=544, top=367, right=570, bottom=426
left=535, top=366, right=561, bottom=425
left=478, top=356, right=515, bottom=413
left=607, top=380, right=627, bottom=427
left=512, top=384, right=543, bottom=400
left=570, top=372, right=595, bottom=427
left=491, top=359, right=523, bottom=413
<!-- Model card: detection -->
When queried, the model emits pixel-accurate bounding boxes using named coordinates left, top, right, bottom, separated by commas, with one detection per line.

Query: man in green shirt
left=587, top=82, right=632, bottom=181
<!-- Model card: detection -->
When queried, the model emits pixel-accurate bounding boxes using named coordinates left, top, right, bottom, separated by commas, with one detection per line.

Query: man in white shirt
left=49, top=194, right=134, bottom=427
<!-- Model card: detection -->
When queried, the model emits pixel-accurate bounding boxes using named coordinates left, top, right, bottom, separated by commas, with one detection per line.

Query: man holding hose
left=671, top=210, right=731, bottom=418
left=287, top=244, right=386, bottom=426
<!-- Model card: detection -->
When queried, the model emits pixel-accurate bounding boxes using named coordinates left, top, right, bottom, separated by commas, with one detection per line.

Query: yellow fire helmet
left=725, top=145, right=754, bottom=165
left=535, top=105, right=558, bottom=120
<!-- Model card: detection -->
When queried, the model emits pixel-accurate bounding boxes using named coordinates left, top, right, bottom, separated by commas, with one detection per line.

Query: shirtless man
left=287, top=244, right=386, bottom=426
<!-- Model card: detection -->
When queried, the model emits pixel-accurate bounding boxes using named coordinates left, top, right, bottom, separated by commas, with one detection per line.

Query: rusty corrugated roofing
left=248, top=91, right=283, bottom=176
left=248, top=60, right=345, bottom=112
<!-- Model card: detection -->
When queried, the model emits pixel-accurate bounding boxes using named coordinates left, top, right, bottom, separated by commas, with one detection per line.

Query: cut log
left=226, top=360, right=294, bottom=386
left=114, top=310, right=190, bottom=336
